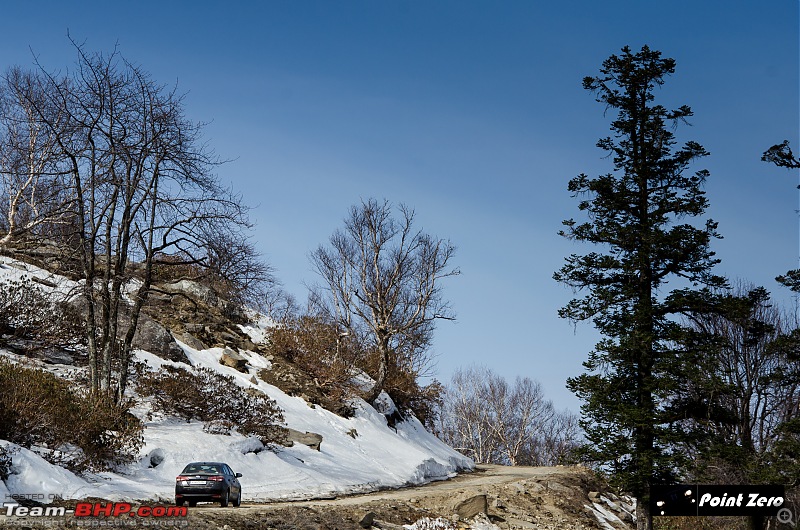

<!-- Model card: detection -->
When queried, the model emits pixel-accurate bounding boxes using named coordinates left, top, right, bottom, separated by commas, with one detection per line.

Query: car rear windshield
left=182, top=464, right=222, bottom=474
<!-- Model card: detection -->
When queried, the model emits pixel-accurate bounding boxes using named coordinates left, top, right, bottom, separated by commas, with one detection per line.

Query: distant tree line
left=434, top=366, right=580, bottom=467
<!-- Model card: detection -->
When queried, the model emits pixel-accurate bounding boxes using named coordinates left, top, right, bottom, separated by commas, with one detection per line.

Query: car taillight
left=176, top=476, right=189, bottom=482
left=208, top=475, right=224, bottom=482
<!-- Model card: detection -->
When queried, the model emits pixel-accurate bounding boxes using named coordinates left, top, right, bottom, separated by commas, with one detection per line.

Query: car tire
left=175, top=498, right=184, bottom=507
left=233, top=490, right=241, bottom=508
left=220, top=489, right=229, bottom=507
left=188, top=501, right=197, bottom=508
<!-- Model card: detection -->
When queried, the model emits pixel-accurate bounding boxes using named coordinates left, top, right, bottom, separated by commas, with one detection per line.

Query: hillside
left=0, top=255, right=471, bottom=503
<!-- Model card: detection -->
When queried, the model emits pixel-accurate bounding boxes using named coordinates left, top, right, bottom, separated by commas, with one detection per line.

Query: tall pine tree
left=554, top=46, right=726, bottom=530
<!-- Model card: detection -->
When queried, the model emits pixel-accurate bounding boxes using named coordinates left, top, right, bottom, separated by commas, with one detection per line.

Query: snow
left=586, top=501, right=629, bottom=530
left=0, top=258, right=474, bottom=504
left=0, top=256, right=78, bottom=299
left=236, top=310, right=274, bottom=345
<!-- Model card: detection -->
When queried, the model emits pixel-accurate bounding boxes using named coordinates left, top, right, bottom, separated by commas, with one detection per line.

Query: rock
left=183, top=323, right=205, bottom=333
left=357, top=512, right=375, bottom=528
left=148, top=449, right=165, bottom=468
left=547, top=481, right=572, bottom=494
left=527, top=481, right=545, bottom=494
left=30, top=276, right=56, bottom=288
left=286, top=428, right=323, bottom=451
left=512, top=482, right=527, bottom=495
left=454, top=494, right=488, bottom=520
left=346, top=428, right=358, bottom=438
left=172, top=331, right=206, bottom=350
left=64, top=297, right=186, bottom=363
left=218, top=330, right=240, bottom=344
left=133, top=313, right=187, bottom=363
left=588, top=491, right=600, bottom=501
left=372, top=520, right=405, bottom=530
left=162, top=279, right=218, bottom=306
left=33, top=347, right=74, bottom=365
left=220, top=348, right=248, bottom=371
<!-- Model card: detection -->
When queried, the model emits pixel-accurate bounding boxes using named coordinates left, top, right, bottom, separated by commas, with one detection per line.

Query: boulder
left=286, top=428, right=323, bottom=451
left=357, top=512, right=375, bottom=528
left=133, top=314, right=187, bottom=363
left=454, top=494, right=488, bottom=520
left=172, top=331, right=206, bottom=351
left=220, top=348, right=248, bottom=371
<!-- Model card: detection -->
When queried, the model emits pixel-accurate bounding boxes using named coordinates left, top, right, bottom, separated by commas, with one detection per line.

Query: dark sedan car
left=175, top=462, right=242, bottom=507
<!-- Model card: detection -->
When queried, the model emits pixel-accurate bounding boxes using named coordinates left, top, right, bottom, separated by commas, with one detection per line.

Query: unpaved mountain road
left=207, top=464, right=568, bottom=510
left=185, top=464, right=633, bottom=529
left=0, top=465, right=632, bottom=530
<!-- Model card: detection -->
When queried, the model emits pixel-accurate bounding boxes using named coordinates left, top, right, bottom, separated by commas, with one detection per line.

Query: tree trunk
left=363, top=338, right=390, bottom=404
left=636, top=498, right=652, bottom=530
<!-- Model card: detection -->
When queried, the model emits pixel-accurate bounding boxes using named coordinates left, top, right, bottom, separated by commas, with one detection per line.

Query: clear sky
left=1, top=1, right=797, bottom=412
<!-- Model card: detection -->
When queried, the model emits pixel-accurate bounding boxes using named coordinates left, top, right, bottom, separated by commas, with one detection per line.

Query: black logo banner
left=651, top=485, right=785, bottom=517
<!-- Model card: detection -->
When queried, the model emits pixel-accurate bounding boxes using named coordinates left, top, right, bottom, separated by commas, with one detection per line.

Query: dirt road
left=185, top=464, right=633, bottom=529
left=201, top=464, right=565, bottom=511
left=0, top=465, right=632, bottom=529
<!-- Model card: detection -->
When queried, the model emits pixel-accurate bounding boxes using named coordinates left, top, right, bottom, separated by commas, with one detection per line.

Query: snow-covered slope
left=0, top=257, right=473, bottom=503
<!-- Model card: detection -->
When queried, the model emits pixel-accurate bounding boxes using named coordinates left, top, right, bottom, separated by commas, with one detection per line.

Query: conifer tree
left=554, top=46, right=726, bottom=530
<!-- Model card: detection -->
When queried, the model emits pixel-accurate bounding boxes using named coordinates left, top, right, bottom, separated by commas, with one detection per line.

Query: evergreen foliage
left=554, top=46, right=726, bottom=528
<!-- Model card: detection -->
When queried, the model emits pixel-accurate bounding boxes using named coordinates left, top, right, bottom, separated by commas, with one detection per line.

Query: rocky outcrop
left=162, top=279, right=218, bottom=306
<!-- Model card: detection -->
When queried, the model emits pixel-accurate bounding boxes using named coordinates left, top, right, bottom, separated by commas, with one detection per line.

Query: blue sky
left=1, top=1, right=797, bottom=412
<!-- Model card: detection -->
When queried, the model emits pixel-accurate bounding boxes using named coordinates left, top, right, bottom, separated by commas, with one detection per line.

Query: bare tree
left=434, top=366, right=501, bottom=463
left=484, top=374, right=557, bottom=466
left=310, top=198, right=459, bottom=404
left=25, top=41, right=252, bottom=399
left=0, top=67, right=72, bottom=246
left=200, top=226, right=278, bottom=313
left=679, top=283, right=800, bottom=483
left=436, top=366, right=581, bottom=466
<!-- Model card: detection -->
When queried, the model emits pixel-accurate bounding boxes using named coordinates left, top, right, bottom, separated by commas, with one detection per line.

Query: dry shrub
left=653, top=517, right=750, bottom=530
left=267, top=315, right=361, bottom=414
left=0, top=359, right=143, bottom=471
left=72, top=395, right=144, bottom=470
left=360, top=349, right=444, bottom=427
left=136, top=365, right=286, bottom=445
left=0, top=278, right=85, bottom=348
left=267, top=314, right=444, bottom=424
left=0, top=445, right=14, bottom=480
left=151, top=252, right=206, bottom=285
